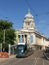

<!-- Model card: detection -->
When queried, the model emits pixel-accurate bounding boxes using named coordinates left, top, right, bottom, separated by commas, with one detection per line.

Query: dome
left=25, top=9, right=34, bottom=18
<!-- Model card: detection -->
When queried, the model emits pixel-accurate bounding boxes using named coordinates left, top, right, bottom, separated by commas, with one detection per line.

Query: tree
left=0, top=30, right=3, bottom=43
left=5, top=29, right=16, bottom=45
left=0, top=20, right=13, bottom=30
left=0, top=19, right=16, bottom=52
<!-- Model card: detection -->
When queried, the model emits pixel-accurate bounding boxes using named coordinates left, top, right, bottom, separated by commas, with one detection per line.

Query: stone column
left=25, top=35, right=27, bottom=43
left=23, top=35, right=25, bottom=43
left=41, top=37, right=44, bottom=45
left=41, top=37, right=46, bottom=50
left=42, top=44, right=45, bottom=50
left=27, top=34, right=30, bottom=44
left=18, top=35, right=20, bottom=43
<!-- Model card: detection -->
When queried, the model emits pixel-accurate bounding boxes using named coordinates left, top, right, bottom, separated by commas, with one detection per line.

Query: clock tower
left=22, top=9, right=35, bottom=30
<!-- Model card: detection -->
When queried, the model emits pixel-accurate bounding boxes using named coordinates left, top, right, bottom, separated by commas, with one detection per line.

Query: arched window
left=30, top=36, right=33, bottom=43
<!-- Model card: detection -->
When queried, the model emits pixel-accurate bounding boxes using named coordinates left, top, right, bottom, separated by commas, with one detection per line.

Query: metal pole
left=9, top=44, right=11, bottom=56
left=3, top=29, right=5, bottom=51
left=3, top=29, right=5, bottom=44
left=0, top=44, right=2, bottom=52
left=1, top=44, right=2, bottom=52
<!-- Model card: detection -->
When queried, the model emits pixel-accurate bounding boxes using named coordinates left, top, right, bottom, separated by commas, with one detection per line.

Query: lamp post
left=0, top=44, right=2, bottom=52
left=3, top=29, right=5, bottom=44
left=3, top=29, right=5, bottom=52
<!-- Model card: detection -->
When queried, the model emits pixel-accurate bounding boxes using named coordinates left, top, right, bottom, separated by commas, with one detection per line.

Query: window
left=30, top=36, right=33, bottom=43
left=20, top=35, right=22, bottom=42
left=28, top=22, right=30, bottom=25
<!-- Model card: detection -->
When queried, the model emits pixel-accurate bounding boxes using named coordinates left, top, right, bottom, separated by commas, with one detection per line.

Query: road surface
left=0, top=50, right=49, bottom=65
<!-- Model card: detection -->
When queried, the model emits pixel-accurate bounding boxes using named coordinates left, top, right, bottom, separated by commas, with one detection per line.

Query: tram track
left=0, top=50, right=49, bottom=65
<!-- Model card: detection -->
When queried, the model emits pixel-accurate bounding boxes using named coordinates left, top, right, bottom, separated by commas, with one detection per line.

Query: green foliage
left=0, top=30, right=3, bottom=43
left=0, top=19, right=16, bottom=51
left=5, top=29, right=16, bottom=45
left=15, top=31, right=18, bottom=43
left=0, top=19, right=13, bottom=30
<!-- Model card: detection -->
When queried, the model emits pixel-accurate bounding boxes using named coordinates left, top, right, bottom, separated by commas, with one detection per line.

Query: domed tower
left=22, top=9, right=35, bottom=30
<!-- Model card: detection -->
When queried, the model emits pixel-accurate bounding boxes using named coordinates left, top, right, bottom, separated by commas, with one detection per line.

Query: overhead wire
left=25, top=0, right=49, bottom=28
left=25, top=0, right=38, bottom=17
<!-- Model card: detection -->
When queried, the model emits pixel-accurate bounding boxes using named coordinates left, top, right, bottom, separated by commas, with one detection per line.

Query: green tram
left=16, top=43, right=34, bottom=58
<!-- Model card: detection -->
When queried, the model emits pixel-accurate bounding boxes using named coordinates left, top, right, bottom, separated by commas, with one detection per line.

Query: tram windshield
left=17, top=45, right=24, bottom=54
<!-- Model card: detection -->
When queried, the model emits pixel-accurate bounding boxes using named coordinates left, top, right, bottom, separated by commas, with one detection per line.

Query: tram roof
left=18, top=43, right=26, bottom=45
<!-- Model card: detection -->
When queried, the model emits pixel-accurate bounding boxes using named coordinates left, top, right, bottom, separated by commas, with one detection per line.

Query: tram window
left=17, top=46, right=24, bottom=50
left=30, top=36, right=33, bottom=43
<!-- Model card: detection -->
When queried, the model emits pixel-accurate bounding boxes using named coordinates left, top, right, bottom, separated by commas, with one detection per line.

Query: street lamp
left=3, top=29, right=5, bottom=44
left=3, top=29, right=5, bottom=52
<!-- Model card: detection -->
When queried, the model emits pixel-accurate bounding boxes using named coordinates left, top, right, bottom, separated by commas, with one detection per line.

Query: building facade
left=16, top=10, right=49, bottom=50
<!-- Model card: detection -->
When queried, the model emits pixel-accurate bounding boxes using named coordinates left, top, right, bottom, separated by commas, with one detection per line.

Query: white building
left=16, top=9, right=49, bottom=50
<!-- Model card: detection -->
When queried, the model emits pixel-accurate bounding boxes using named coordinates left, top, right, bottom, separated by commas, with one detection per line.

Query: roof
left=25, top=9, right=34, bottom=18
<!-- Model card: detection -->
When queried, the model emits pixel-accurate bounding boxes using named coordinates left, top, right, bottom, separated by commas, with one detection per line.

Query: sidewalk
left=0, top=55, right=16, bottom=62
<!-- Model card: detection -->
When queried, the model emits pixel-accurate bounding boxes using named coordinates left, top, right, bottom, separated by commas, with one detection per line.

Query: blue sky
left=0, top=0, right=49, bottom=37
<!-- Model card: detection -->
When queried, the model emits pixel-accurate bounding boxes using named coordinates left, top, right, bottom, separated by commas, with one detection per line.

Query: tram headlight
left=21, top=50, right=23, bottom=53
